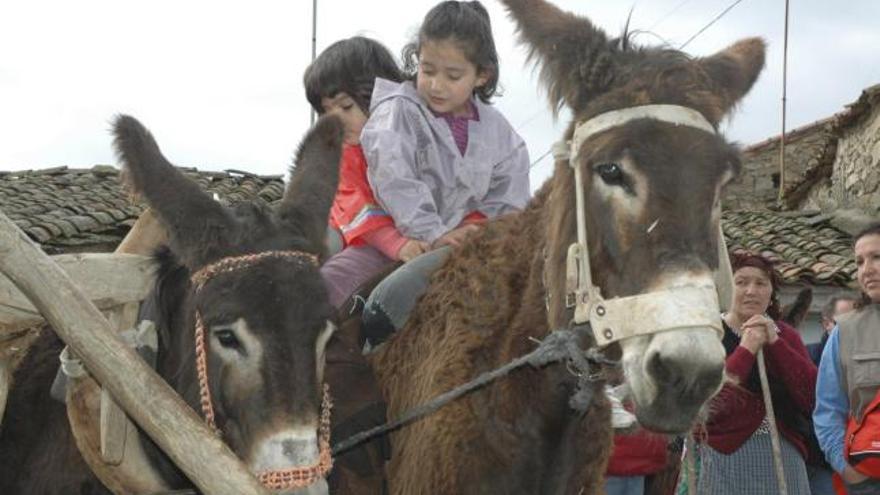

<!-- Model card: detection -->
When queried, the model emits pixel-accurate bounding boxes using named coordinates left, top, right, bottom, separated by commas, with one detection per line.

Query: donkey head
left=504, top=0, right=764, bottom=432
left=113, top=114, right=342, bottom=488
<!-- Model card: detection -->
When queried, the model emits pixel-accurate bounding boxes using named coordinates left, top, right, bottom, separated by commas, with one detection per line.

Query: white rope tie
left=59, top=346, right=88, bottom=379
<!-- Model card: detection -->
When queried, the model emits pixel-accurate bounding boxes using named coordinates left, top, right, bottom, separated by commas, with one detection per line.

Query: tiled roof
left=0, top=165, right=285, bottom=253
left=723, top=210, right=856, bottom=287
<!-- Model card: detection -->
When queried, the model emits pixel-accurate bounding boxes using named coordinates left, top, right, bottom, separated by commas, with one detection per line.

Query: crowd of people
left=300, top=1, right=880, bottom=493
left=606, top=226, right=880, bottom=495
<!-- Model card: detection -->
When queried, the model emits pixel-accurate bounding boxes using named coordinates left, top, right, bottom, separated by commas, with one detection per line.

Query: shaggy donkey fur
left=0, top=115, right=358, bottom=494
left=369, top=1, right=765, bottom=493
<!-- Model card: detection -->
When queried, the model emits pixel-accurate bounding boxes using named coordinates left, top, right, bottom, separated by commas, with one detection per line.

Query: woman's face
left=732, top=266, right=773, bottom=320
left=855, top=233, right=880, bottom=303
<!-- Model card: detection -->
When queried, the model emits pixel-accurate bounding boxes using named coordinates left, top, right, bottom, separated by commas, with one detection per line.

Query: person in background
left=691, top=253, right=817, bottom=494
left=302, top=36, right=405, bottom=492
left=814, top=223, right=880, bottom=494
left=359, top=0, right=530, bottom=345
left=605, top=418, right=669, bottom=494
left=808, top=292, right=860, bottom=366
left=805, top=293, right=858, bottom=494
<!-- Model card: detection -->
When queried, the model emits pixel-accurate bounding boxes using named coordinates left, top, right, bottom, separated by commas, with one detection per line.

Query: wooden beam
left=0, top=253, right=155, bottom=338
left=0, top=352, right=8, bottom=427
left=0, top=210, right=269, bottom=495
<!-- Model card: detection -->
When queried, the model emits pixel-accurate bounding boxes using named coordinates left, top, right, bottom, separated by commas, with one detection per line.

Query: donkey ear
left=501, top=0, right=614, bottom=114
left=278, top=114, right=344, bottom=256
left=112, top=115, right=234, bottom=269
left=698, top=38, right=766, bottom=117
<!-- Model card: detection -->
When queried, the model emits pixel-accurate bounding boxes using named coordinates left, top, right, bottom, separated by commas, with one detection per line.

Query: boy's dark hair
left=304, top=36, right=403, bottom=115
left=402, top=1, right=499, bottom=103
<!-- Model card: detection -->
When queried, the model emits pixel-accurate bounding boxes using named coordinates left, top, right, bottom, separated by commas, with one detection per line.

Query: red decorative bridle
left=190, top=250, right=333, bottom=491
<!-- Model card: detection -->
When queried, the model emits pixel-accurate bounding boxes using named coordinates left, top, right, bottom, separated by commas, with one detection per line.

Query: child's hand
left=433, top=224, right=481, bottom=249
left=397, top=239, right=429, bottom=262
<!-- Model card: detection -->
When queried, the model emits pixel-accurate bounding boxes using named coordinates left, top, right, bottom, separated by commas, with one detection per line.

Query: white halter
left=557, top=104, right=725, bottom=346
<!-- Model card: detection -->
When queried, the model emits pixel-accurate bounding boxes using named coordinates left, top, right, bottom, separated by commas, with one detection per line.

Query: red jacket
left=329, top=145, right=396, bottom=248
left=328, top=144, right=487, bottom=258
left=701, top=320, right=817, bottom=458
left=606, top=428, right=669, bottom=476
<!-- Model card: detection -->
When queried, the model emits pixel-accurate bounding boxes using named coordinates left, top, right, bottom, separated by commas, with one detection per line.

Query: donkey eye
left=214, top=329, right=241, bottom=349
left=595, top=162, right=624, bottom=186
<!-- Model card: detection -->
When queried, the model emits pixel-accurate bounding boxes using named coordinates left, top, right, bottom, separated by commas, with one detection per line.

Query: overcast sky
left=1, top=0, right=878, bottom=190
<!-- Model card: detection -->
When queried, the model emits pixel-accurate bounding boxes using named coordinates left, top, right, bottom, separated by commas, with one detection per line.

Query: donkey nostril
left=647, top=352, right=676, bottom=386
left=282, top=439, right=296, bottom=457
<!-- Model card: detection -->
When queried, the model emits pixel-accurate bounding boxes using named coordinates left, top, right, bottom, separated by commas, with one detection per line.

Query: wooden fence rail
left=0, top=209, right=268, bottom=495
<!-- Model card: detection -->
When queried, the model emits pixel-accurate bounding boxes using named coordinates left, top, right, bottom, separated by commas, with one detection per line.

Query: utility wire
left=649, top=0, right=693, bottom=31
left=530, top=147, right=553, bottom=169
left=679, top=0, right=745, bottom=49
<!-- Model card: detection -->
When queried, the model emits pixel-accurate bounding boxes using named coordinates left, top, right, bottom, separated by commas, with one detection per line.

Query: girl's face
left=321, top=92, right=367, bottom=145
left=416, top=39, right=488, bottom=116
left=855, top=233, right=880, bottom=303
left=731, top=266, right=773, bottom=320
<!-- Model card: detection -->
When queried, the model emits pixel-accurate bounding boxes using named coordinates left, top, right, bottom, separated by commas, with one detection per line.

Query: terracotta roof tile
left=723, top=210, right=856, bottom=287
left=1, top=165, right=285, bottom=251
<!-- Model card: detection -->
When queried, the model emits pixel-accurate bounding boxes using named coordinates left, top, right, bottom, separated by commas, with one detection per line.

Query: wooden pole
left=0, top=352, right=8, bottom=427
left=758, top=349, right=788, bottom=494
left=309, top=0, right=318, bottom=126
left=777, top=0, right=790, bottom=203
left=0, top=210, right=269, bottom=495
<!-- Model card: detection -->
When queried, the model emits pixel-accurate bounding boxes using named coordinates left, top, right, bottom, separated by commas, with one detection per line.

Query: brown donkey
left=0, top=115, right=345, bottom=495
left=370, top=1, right=766, bottom=493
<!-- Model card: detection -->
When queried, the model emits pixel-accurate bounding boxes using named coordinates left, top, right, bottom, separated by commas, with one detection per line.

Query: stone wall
left=723, top=120, right=833, bottom=210
left=826, top=102, right=880, bottom=213
left=728, top=84, right=880, bottom=215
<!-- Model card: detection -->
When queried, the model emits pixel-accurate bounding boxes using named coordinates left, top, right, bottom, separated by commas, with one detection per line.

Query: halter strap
left=190, top=249, right=332, bottom=490
left=557, top=104, right=723, bottom=345
left=553, top=104, right=716, bottom=162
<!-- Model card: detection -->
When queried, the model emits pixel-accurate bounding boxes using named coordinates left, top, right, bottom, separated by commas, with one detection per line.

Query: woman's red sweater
left=702, top=320, right=818, bottom=458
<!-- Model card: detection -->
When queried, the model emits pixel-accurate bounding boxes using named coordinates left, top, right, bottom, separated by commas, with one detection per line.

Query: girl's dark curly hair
left=730, top=252, right=782, bottom=320
left=402, top=1, right=499, bottom=103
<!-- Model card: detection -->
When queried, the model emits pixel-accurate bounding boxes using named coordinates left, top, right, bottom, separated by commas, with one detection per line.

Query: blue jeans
left=605, top=475, right=645, bottom=495
left=806, top=464, right=834, bottom=494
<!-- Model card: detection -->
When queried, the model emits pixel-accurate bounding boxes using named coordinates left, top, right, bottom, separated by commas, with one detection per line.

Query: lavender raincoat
left=361, top=78, right=530, bottom=243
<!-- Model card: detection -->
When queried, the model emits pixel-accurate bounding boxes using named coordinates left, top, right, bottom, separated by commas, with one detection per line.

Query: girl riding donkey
left=311, top=2, right=530, bottom=342
left=357, top=0, right=531, bottom=344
